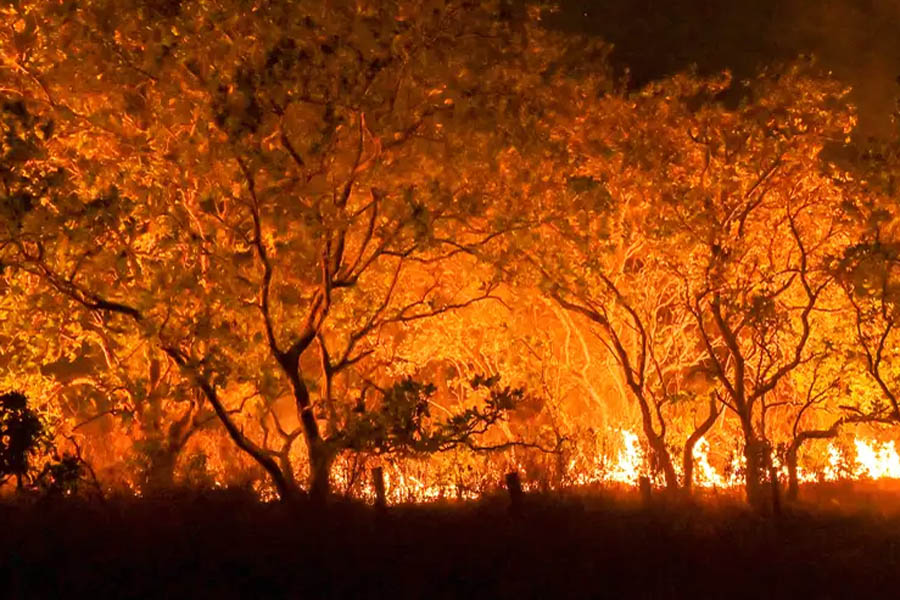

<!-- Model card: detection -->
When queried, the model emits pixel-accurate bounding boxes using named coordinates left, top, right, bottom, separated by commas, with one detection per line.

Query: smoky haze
left=551, top=0, right=900, bottom=138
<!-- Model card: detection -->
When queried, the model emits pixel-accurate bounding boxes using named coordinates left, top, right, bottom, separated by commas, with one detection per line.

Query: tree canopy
left=1, top=0, right=899, bottom=507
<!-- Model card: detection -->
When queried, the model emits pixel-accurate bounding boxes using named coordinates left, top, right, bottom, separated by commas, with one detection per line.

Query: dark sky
left=549, top=0, right=900, bottom=138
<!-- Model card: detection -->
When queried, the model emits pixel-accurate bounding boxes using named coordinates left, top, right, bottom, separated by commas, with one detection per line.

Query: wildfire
left=852, top=439, right=900, bottom=480
left=819, top=444, right=847, bottom=482
left=98, top=430, right=900, bottom=505
left=607, top=430, right=646, bottom=485
left=691, top=438, right=732, bottom=489
left=338, top=431, right=900, bottom=505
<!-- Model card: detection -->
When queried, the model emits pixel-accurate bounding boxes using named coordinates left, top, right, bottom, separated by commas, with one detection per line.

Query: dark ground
left=3, top=483, right=900, bottom=599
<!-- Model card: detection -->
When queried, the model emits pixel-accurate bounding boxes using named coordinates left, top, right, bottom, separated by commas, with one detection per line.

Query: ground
left=2, top=483, right=900, bottom=599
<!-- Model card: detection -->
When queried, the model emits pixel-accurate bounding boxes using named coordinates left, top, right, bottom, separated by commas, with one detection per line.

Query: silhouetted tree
left=0, top=391, right=49, bottom=490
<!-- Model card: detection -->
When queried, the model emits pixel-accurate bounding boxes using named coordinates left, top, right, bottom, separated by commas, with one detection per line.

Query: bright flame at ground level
left=322, top=431, right=900, bottom=506
left=852, top=439, right=900, bottom=480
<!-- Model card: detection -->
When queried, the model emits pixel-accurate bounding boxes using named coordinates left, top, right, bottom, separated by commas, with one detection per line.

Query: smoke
left=550, top=0, right=900, bottom=138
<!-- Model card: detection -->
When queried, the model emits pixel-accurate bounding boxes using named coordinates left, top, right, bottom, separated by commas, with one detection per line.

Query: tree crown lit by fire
left=3, top=0, right=900, bottom=508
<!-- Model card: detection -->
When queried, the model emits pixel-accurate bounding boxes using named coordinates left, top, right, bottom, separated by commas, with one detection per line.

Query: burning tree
left=0, top=0, right=592, bottom=501
left=510, top=73, right=727, bottom=494
left=3, top=0, right=899, bottom=507
left=775, top=346, right=885, bottom=501
left=0, top=90, right=226, bottom=493
left=517, top=59, right=876, bottom=504
left=635, top=64, right=858, bottom=507
left=527, top=191, right=722, bottom=494
left=831, top=131, right=900, bottom=425
left=823, top=136, right=900, bottom=473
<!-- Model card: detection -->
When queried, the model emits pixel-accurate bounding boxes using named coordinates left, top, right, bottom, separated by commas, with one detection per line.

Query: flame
left=108, top=429, right=900, bottom=504
left=561, top=432, right=900, bottom=498
left=566, top=429, right=647, bottom=487
left=607, top=430, right=645, bottom=485
left=352, top=432, right=900, bottom=506
left=818, top=444, right=846, bottom=482
left=854, top=439, right=900, bottom=480
left=692, top=437, right=732, bottom=488
left=800, top=440, right=900, bottom=484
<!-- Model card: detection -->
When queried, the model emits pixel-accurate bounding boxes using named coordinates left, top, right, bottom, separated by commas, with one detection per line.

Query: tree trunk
left=743, top=435, right=768, bottom=509
left=279, top=352, right=332, bottom=502
left=308, top=441, right=334, bottom=504
left=166, top=348, right=301, bottom=503
left=637, top=404, right=678, bottom=493
left=144, top=444, right=179, bottom=492
left=681, top=396, right=720, bottom=495
left=372, top=467, right=387, bottom=511
left=647, top=433, right=678, bottom=493
left=786, top=440, right=801, bottom=502
left=277, top=448, right=299, bottom=492
left=682, top=449, right=696, bottom=497
left=785, top=423, right=844, bottom=503
left=769, top=463, right=782, bottom=518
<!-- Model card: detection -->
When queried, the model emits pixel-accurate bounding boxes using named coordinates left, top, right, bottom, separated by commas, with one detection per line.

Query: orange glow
left=0, top=2, right=897, bottom=513
left=851, top=440, right=900, bottom=480
left=691, top=438, right=734, bottom=489
left=309, top=431, right=900, bottom=505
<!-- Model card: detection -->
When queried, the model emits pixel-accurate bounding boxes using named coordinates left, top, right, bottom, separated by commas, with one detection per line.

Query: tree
left=0, top=90, right=223, bottom=493
left=522, top=59, right=863, bottom=504
left=825, top=143, right=900, bottom=484
left=832, top=172, right=900, bottom=424
left=0, top=391, right=48, bottom=490
left=0, top=390, right=85, bottom=495
left=511, top=70, right=730, bottom=494
left=630, top=64, right=856, bottom=507
left=0, top=0, right=587, bottom=501
left=532, top=214, right=722, bottom=494
left=770, top=343, right=882, bottom=501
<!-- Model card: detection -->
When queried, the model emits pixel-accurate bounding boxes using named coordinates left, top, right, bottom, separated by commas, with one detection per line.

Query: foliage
left=344, top=374, right=523, bottom=455
left=0, top=391, right=49, bottom=488
left=1, top=0, right=900, bottom=507
left=0, top=0, right=579, bottom=501
left=0, top=391, right=86, bottom=495
left=35, top=453, right=85, bottom=497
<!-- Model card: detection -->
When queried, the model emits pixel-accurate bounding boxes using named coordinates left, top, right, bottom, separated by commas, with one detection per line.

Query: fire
left=691, top=438, right=732, bottom=489
left=802, top=440, right=900, bottom=484
left=607, top=430, right=645, bottom=485
left=72, top=428, right=900, bottom=505
left=345, top=431, right=900, bottom=505
left=853, top=439, right=900, bottom=480
left=819, top=445, right=841, bottom=481
left=350, top=430, right=900, bottom=505
left=1, top=0, right=898, bottom=521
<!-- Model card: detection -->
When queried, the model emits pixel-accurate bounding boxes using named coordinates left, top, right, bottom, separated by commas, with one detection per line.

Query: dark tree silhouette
left=0, top=391, right=48, bottom=490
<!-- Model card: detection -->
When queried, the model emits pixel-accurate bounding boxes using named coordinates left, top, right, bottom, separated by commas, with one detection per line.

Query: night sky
left=551, top=0, right=900, bottom=139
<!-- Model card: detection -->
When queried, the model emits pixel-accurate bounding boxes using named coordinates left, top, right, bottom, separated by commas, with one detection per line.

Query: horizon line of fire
left=223, top=430, right=900, bottom=504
